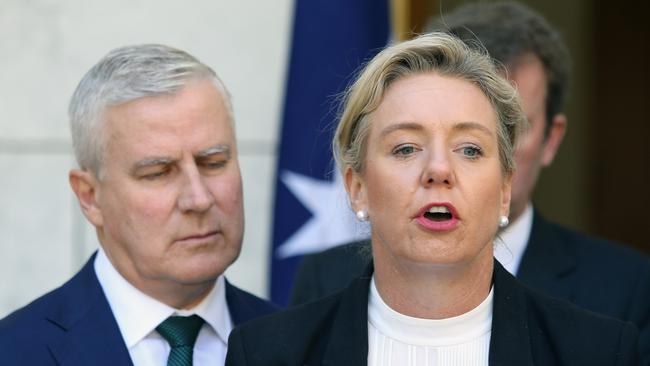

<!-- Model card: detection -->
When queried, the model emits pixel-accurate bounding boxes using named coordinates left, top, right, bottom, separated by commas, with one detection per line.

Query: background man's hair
left=428, top=1, right=571, bottom=128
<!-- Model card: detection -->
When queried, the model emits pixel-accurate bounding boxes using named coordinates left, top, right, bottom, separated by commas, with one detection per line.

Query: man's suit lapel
left=516, top=211, right=577, bottom=300
left=225, top=281, right=254, bottom=326
left=225, top=280, right=279, bottom=326
left=45, top=254, right=133, bottom=366
left=489, top=260, right=535, bottom=365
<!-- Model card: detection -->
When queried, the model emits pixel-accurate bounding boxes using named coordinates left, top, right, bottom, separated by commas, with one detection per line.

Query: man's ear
left=344, top=167, right=367, bottom=213
left=541, top=113, right=567, bottom=167
left=69, top=169, right=103, bottom=227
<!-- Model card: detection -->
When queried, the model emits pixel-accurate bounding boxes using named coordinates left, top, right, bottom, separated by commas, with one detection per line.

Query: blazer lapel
left=225, top=280, right=280, bottom=326
left=46, top=254, right=133, bottom=366
left=321, top=265, right=374, bottom=366
left=317, top=261, right=539, bottom=365
left=225, top=280, right=254, bottom=326
left=516, top=211, right=577, bottom=300
left=316, top=260, right=532, bottom=366
left=489, top=260, right=534, bottom=365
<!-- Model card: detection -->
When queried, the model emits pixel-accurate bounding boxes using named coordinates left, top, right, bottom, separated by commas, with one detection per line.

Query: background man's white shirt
left=494, top=204, right=534, bottom=275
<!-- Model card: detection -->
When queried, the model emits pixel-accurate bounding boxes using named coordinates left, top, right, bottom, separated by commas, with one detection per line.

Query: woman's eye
left=459, top=145, right=483, bottom=159
left=392, top=145, right=418, bottom=156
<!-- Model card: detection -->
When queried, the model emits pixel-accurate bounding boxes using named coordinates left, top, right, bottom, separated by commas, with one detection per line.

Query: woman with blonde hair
left=226, top=32, right=639, bottom=365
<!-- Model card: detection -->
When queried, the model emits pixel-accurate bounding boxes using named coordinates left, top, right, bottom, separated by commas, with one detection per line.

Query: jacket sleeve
left=289, top=254, right=323, bottom=306
left=628, top=259, right=650, bottom=365
left=616, top=321, right=641, bottom=366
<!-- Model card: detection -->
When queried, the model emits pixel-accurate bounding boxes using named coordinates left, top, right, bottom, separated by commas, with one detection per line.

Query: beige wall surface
left=0, top=0, right=293, bottom=317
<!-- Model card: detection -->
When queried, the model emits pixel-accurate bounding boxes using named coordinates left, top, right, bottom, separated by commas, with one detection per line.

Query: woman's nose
left=420, top=150, right=454, bottom=187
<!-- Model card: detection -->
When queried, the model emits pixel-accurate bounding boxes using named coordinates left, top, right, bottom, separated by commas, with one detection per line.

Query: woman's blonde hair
left=333, top=32, right=526, bottom=176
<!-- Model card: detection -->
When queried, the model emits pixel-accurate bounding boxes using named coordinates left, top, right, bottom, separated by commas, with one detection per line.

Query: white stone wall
left=0, top=0, right=293, bottom=317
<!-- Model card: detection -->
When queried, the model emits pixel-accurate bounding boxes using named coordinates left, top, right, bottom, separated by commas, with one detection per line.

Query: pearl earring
left=356, top=210, right=368, bottom=221
left=499, top=215, right=509, bottom=228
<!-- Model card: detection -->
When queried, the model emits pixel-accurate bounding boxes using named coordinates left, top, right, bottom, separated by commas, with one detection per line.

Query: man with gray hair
left=0, top=44, right=276, bottom=365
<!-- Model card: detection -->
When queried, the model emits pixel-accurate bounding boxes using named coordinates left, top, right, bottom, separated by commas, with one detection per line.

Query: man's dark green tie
left=156, top=315, right=205, bottom=366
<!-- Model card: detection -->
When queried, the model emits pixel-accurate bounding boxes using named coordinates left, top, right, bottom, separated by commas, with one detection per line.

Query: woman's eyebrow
left=453, top=121, right=494, bottom=137
left=379, top=122, right=423, bottom=138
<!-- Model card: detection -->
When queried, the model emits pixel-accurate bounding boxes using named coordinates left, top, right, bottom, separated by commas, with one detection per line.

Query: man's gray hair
left=69, top=44, right=232, bottom=176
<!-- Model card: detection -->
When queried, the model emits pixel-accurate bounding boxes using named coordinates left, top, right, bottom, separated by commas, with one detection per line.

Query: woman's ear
left=344, top=166, right=367, bottom=213
left=69, top=169, right=104, bottom=227
left=500, top=172, right=513, bottom=217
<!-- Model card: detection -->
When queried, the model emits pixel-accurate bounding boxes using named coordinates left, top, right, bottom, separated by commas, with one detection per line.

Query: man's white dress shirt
left=94, top=248, right=232, bottom=365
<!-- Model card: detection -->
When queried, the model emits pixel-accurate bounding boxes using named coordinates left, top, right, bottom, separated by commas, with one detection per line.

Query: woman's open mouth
left=414, top=203, right=459, bottom=232
left=423, top=205, right=454, bottom=221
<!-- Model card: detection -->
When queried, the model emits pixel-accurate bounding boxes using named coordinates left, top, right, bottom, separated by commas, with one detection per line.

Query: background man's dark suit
left=230, top=261, right=640, bottom=365
left=0, top=253, right=277, bottom=365
left=290, top=212, right=650, bottom=359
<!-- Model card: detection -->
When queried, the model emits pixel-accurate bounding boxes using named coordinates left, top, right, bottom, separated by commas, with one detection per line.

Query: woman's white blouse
left=367, top=277, right=493, bottom=366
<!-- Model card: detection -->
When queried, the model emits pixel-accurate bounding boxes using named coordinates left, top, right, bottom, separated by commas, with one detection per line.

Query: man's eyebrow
left=379, top=122, right=424, bottom=138
left=453, top=121, right=494, bottom=137
left=196, top=144, right=231, bottom=159
left=130, top=145, right=231, bottom=173
left=132, top=157, right=174, bottom=172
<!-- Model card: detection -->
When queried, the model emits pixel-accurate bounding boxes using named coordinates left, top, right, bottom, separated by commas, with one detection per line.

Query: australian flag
left=270, top=0, right=390, bottom=305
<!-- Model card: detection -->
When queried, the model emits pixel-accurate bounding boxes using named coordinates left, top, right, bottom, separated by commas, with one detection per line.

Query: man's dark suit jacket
left=290, top=212, right=650, bottom=361
left=0, top=253, right=278, bottom=365
left=227, top=261, right=640, bottom=365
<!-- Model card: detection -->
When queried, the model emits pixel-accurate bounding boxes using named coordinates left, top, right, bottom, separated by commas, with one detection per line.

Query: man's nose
left=178, top=165, right=214, bottom=213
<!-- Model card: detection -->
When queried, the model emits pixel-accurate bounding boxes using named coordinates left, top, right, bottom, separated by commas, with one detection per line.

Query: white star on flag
left=276, top=169, right=370, bottom=259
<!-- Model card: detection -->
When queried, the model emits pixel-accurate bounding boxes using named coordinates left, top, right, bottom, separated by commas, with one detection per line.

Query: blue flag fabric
left=270, top=0, right=390, bottom=305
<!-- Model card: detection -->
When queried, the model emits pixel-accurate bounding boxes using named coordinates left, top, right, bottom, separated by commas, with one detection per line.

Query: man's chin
left=170, top=255, right=235, bottom=284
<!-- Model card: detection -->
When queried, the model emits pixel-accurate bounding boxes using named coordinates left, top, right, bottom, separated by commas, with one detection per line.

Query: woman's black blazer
left=226, top=260, right=640, bottom=365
